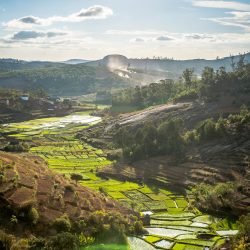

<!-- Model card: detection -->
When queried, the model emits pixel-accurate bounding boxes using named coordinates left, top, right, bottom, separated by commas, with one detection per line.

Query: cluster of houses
left=0, top=93, right=77, bottom=112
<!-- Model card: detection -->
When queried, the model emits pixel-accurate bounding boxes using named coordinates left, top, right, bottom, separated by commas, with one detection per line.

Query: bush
left=197, top=119, right=217, bottom=140
left=28, top=207, right=39, bottom=225
left=183, top=130, right=199, bottom=144
left=0, top=230, right=14, bottom=250
left=233, top=213, right=250, bottom=250
left=45, top=232, right=79, bottom=250
left=133, top=221, right=144, bottom=235
left=78, top=233, right=95, bottom=247
left=4, top=142, right=29, bottom=152
left=99, top=187, right=107, bottom=195
left=193, top=182, right=239, bottom=213
left=10, top=215, right=18, bottom=225
left=65, top=185, right=75, bottom=192
left=28, top=237, right=46, bottom=250
left=10, top=239, right=29, bottom=250
left=53, top=214, right=71, bottom=232
left=173, top=88, right=199, bottom=103
left=77, top=220, right=86, bottom=232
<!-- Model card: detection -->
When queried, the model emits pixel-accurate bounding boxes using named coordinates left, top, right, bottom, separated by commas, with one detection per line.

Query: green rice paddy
left=1, top=112, right=237, bottom=250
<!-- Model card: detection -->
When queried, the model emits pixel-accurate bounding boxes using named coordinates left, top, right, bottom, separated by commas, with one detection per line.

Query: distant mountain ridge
left=0, top=52, right=249, bottom=95
left=0, top=58, right=64, bottom=72
left=61, top=59, right=91, bottom=64
left=86, top=52, right=250, bottom=78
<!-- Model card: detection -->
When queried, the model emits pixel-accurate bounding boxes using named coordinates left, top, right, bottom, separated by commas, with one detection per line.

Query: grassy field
left=1, top=112, right=237, bottom=250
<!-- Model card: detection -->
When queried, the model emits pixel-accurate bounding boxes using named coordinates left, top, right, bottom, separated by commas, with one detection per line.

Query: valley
left=0, top=110, right=239, bottom=249
left=1, top=0, right=250, bottom=249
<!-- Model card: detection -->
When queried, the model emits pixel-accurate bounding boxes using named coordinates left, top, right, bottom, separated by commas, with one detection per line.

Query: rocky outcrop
left=0, top=152, right=135, bottom=236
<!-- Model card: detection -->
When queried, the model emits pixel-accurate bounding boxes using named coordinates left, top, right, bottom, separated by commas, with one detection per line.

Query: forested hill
left=86, top=53, right=250, bottom=80
left=0, top=53, right=249, bottom=96
left=0, top=59, right=64, bottom=73
left=0, top=64, right=131, bottom=96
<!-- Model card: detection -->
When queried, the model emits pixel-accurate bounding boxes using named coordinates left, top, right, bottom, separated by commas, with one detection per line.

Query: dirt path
left=119, top=102, right=192, bottom=125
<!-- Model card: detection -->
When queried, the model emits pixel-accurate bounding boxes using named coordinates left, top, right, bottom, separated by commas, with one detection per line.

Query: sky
left=0, top=0, right=250, bottom=61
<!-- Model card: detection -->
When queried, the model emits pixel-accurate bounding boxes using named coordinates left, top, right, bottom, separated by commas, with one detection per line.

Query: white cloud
left=10, top=30, right=67, bottom=40
left=106, top=30, right=168, bottom=36
left=129, top=35, right=175, bottom=43
left=185, top=33, right=213, bottom=39
left=192, top=1, right=250, bottom=31
left=203, top=11, right=250, bottom=31
left=4, top=5, right=113, bottom=29
left=130, top=37, right=145, bottom=43
left=0, top=28, right=98, bottom=52
left=192, top=0, right=250, bottom=11
left=110, top=30, right=250, bottom=44
left=155, top=35, right=174, bottom=41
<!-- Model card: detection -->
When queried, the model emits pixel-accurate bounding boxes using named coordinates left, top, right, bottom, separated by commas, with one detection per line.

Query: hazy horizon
left=1, top=51, right=250, bottom=63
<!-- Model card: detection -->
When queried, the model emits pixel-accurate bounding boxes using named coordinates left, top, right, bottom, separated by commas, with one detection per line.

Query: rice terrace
left=0, top=0, right=250, bottom=249
left=0, top=109, right=240, bottom=249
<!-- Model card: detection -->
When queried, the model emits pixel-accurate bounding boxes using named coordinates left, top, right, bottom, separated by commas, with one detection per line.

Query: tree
left=182, top=68, right=194, bottom=88
left=70, top=173, right=83, bottom=184
left=132, top=86, right=143, bottom=106
left=201, top=67, right=215, bottom=86
left=215, top=66, right=227, bottom=87
left=230, top=55, right=236, bottom=71
left=236, top=54, right=246, bottom=72
left=142, top=122, right=158, bottom=157
left=135, top=129, right=144, bottom=145
left=233, top=213, right=250, bottom=250
left=157, top=119, right=184, bottom=156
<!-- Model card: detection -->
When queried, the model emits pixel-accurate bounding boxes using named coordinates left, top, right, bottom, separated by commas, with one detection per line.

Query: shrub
left=53, top=214, right=71, bottom=232
left=133, top=221, right=144, bottom=235
left=77, top=220, right=86, bottom=231
left=173, top=88, right=199, bottom=103
left=233, top=213, right=250, bottom=250
left=28, top=237, right=46, bottom=250
left=197, top=119, right=217, bottom=140
left=0, top=173, right=4, bottom=183
left=0, top=230, right=14, bottom=250
left=45, top=232, right=79, bottom=250
left=99, top=187, right=107, bottom=195
left=65, top=185, right=75, bottom=192
left=4, top=142, right=29, bottom=152
left=193, top=182, right=239, bottom=213
left=183, top=130, right=199, bottom=144
left=10, top=215, right=18, bottom=225
left=78, top=233, right=95, bottom=247
left=10, top=239, right=29, bottom=250
left=28, top=207, right=39, bottom=225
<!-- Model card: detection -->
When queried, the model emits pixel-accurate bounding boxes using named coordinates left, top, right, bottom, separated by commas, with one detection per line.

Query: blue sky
left=0, top=0, right=250, bottom=60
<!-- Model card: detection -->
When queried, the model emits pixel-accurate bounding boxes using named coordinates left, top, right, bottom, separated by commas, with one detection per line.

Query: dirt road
left=118, top=102, right=192, bottom=125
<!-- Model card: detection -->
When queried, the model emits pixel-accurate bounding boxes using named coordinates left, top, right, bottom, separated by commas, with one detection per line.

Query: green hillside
left=0, top=64, right=131, bottom=96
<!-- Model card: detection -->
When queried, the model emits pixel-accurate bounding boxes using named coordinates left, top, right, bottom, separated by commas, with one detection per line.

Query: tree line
left=114, top=105, right=250, bottom=162
left=112, top=55, right=250, bottom=109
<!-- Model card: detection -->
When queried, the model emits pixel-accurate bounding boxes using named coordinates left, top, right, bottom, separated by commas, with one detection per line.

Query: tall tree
left=182, top=68, right=194, bottom=88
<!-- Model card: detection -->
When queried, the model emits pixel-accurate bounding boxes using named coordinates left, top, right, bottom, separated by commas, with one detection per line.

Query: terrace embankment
left=0, top=152, right=136, bottom=237
left=80, top=101, right=250, bottom=211
left=0, top=105, right=93, bottom=124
